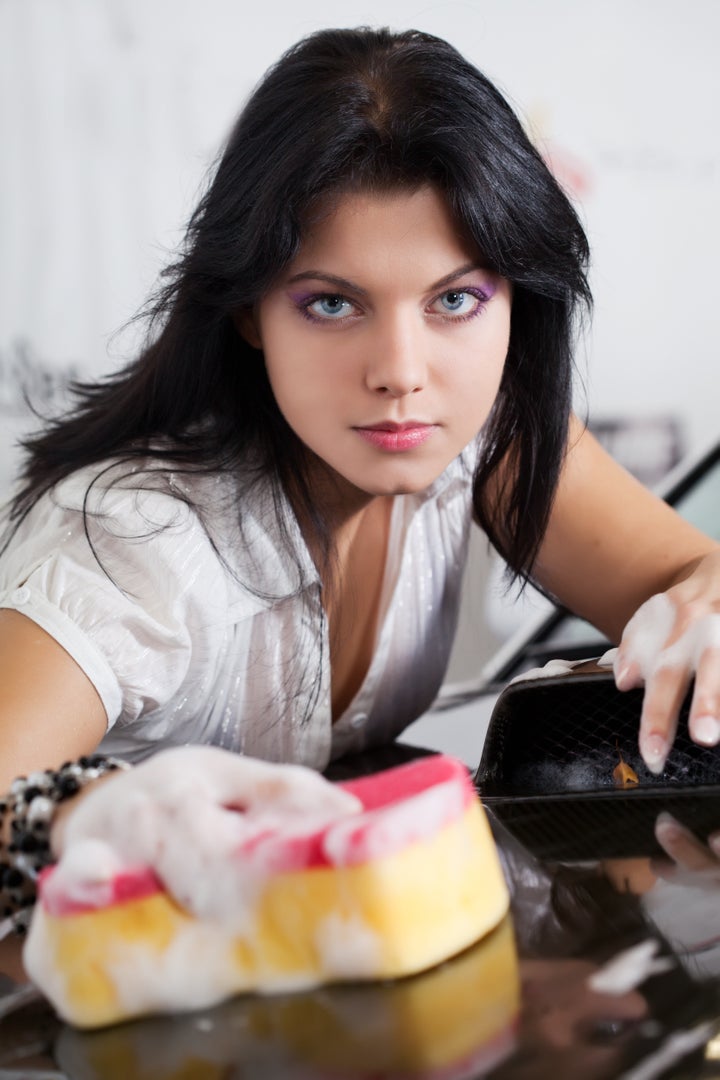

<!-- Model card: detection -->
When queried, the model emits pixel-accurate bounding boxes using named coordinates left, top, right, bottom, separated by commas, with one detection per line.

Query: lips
left=354, top=421, right=437, bottom=452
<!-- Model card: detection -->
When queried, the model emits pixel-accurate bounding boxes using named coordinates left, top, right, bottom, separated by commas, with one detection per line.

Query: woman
left=0, top=28, right=718, bottom=924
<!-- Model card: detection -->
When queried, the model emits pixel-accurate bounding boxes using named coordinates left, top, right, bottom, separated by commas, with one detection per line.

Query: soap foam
left=314, top=912, right=382, bottom=978
left=588, top=939, right=673, bottom=995
left=322, top=779, right=466, bottom=866
left=510, top=658, right=581, bottom=684
left=54, top=747, right=363, bottom=925
left=617, top=593, right=720, bottom=680
left=513, top=745, right=645, bottom=794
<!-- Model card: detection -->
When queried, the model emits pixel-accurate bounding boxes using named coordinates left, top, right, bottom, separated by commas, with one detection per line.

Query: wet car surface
left=3, top=737, right=720, bottom=1078
left=2, top=441, right=719, bottom=1078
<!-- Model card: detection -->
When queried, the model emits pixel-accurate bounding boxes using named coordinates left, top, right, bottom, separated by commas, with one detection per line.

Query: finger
left=654, top=812, right=719, bottom=873
left=616, top=593, right=677, bottom=693
left=638, top=663, right=692, bottom=774
left=688, top=644, right=720, bottom=747
left=613, top=651, right=644, bottom=692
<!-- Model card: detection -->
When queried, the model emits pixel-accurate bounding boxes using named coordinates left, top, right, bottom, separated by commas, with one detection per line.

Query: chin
left=313, top=454, right=454, bottom=506
left=355, top=467, right=447, bottom=498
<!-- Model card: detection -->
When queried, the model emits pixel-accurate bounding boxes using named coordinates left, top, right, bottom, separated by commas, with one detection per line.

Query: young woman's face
left=243, top=186, right=512, bottom=505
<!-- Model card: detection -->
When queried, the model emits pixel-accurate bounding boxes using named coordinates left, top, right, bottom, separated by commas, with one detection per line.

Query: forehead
left=287, top=186, right=480, bottom=280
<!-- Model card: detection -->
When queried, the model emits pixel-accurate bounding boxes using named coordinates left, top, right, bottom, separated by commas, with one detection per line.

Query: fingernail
left=615, top=664, right=631, bottom=689
left=709, top=832, right=720, bottom=856
left=655, top=811, right=681, bottom=838
left=641, top=734, right=668, bottom=775
left=692, top=715, right=720, bottom=747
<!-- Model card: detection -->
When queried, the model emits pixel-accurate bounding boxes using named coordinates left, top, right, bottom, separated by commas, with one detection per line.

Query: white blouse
left=0, top=447, right=476, bottom=768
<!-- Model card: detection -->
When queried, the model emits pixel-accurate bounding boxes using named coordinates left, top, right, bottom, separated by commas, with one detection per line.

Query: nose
left=365, top=314, right=428, bottom=398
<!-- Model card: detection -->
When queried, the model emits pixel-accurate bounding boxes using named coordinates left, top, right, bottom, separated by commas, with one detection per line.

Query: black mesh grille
left=475, top=671, right=720, bottom=859
left=477, top=672, right=720, bottom=793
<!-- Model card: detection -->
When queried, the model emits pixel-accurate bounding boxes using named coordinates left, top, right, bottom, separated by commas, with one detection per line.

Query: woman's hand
left=613, top=550, right=720, bottom=773
left=50, top=746, right=362, bottom=918
left=652, top=812, right=720, bottom=885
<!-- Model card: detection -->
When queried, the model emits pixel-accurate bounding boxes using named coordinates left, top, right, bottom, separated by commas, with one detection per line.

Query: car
left=2, top=438, right=719, bottom=1080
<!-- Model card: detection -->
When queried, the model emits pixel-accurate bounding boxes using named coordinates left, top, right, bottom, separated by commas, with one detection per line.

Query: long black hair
left=8, top=26, right=591, bottom=578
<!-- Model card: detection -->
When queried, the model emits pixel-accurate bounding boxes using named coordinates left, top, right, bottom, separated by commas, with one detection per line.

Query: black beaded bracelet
left=0, top=755, right=130, bottom=936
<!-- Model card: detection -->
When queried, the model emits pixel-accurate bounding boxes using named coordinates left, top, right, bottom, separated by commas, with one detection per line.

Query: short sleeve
left=0, top=469, right=230, bottom=729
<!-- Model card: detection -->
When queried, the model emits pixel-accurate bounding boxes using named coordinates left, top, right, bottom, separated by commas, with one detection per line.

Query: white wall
left=1, top=1, right=718, bottom=498
left=2, top=1, right=716, bottom=494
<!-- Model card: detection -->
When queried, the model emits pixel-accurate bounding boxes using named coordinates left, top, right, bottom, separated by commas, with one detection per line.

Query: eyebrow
left=285, top=262, right=485, bottom=295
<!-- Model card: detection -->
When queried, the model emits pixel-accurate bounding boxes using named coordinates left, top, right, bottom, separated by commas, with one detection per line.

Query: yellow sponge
left=25, top=755, right=509, bottom=1029
left=56, top=919, right=519, bottom=1078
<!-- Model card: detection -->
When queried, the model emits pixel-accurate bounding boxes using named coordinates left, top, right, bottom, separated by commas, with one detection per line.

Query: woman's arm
left=0, top=616, right=114, bottom=932
left=531, top=416, right=720, bottom=770
left=532, top=416, right=717, bottom=640
left=0, top=609, right=108, bottom=789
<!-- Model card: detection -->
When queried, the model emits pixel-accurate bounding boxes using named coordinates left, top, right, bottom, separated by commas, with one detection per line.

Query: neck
left=291, top=456, right=381, bottom=567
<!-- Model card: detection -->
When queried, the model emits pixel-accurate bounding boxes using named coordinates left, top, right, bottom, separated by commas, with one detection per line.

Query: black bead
left=5, top=869, right=23, bottom=888
left=23, top=786, right=42, bottom=803
left=58, top=776, right=80, bottom=797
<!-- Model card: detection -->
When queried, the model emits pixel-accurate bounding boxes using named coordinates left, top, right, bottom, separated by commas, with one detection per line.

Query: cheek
left=264, top=350, right=347, bottom=429
left=478, top=310, right=510, bottom=390
left=263, top=326, right=354, bottom=405
left=449, top=322, right=509, bottom=403
left=260, top=324, right=309, bottom=403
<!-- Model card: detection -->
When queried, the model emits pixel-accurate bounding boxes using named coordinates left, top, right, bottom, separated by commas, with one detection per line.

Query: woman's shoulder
left=16, top=455, right=257, bottom=558
left=48, top=454, right=314, bottom=600
left=48, top=455, right=224, bottom=515
left=0, top=456, right=234, bottom=590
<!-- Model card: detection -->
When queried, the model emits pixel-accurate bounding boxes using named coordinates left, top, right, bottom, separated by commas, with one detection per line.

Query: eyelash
left=295, top=287, right=492, bottom=325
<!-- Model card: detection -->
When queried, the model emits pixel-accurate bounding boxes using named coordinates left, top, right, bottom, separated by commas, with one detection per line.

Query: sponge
left=25, top=754, right=509, bottom=1029
left=56, top=919, right=519, bottom=1078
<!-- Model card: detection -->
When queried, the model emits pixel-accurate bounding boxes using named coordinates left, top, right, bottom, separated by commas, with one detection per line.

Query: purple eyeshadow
left=287, top=290, right=318, bottom=305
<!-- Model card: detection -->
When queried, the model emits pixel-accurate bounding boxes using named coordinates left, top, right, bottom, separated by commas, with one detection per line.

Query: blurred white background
left=1, top=0, right=718, bottom=725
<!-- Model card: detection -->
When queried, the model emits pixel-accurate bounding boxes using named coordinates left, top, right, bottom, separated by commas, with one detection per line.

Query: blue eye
left=309, top=295, right=352, bottom=319
left=437, top=290, right=475, bottom=315
left=428, top=288, right=489, bottom=322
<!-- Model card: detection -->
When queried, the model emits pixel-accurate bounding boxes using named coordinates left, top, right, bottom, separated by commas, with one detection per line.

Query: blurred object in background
left=0, top=339, right=82, bottom=499
left=588, top=415, right=685, bottom=488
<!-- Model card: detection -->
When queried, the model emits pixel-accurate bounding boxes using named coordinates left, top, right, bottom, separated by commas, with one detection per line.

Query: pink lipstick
left=354, top=422, right=436, bottom=451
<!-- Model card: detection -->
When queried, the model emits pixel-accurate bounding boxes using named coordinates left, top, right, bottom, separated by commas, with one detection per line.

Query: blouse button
left=350, top=712, right=368, bottom=729
left=11, top=586, right=31, bottom=605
